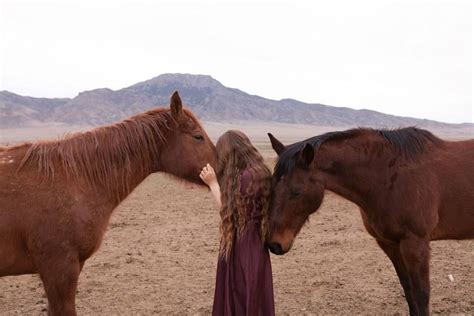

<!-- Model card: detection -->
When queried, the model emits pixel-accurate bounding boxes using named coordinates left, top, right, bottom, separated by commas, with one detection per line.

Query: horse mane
left=17, top=107, right=201, bottom=200
left=275, top=127, right=442, bottom=180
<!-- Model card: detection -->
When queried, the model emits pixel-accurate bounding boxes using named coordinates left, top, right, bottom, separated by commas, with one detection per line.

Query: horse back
left=0, top=145, right=29, bottom=190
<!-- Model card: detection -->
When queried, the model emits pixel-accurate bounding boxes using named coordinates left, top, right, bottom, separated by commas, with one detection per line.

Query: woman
left=200, top=130, right=275, bottom=316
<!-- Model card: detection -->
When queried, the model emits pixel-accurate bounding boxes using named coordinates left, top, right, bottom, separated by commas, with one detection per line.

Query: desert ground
left=0, top=123, right=473, bottom=315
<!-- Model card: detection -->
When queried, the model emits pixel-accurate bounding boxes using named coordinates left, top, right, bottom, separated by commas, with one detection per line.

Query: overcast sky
left=0, top=0, right=472, bottom=123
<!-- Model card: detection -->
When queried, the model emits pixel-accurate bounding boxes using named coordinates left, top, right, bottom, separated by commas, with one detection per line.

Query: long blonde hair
left=215, top=130, right=272, bottom=260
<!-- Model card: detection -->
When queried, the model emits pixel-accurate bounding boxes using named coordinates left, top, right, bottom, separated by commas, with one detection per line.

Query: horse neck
left=82, top=119, right=174, bottom=205
left=317, top=138, right=390, bottom=209
left=97, top=139, right=161, bottom=205
left=20, top=112, right=173, bottom=206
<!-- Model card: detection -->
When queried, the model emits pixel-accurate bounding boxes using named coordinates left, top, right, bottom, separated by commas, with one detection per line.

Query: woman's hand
left=200, top=163, right=217, bottom=187
left=200, top=163, right=221, bottom=208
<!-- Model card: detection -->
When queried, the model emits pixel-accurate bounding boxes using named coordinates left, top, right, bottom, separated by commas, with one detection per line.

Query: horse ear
left=301, top=143, right=314, bottom=166
left=268, top=133, right=285, bottom=155
left=170, top=91, right=183, bottom=118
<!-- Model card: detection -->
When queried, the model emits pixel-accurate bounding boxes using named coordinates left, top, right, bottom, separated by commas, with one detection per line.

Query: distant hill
left=0, top=73, right=471, bottom=129
left=0, top=91, right=69, bottom=128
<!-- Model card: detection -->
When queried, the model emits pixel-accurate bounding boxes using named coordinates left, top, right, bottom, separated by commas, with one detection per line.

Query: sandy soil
left=0, top=170, right=473, bottom=315
left=1, top=125, right=473, bottom=314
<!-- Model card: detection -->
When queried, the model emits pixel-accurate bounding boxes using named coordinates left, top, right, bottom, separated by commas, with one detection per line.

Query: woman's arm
left=199, top=163, right=222, bottom=208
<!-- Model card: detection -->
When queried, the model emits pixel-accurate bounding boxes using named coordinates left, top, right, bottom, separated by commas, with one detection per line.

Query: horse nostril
left=267, top=242, right=283, bottom=255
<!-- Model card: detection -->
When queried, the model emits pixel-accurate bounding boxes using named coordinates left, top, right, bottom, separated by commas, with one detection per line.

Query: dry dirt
left=1, top=174, right=473, bottom=315
left=1, top=126, right=473, bottom=315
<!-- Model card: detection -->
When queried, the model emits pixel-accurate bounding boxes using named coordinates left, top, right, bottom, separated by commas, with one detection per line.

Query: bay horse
left=266, top=127, right=474, bottom=316
left=0, top=91, right=216, bottom=315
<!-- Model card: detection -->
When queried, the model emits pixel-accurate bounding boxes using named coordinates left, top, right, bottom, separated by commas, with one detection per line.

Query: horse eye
left=290, top=191, right=301, bottom=198
left=193, top=135, right=204, bottom=141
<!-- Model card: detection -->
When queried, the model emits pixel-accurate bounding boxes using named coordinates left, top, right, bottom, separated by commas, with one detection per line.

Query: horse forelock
left=182, top=108, right=204, bottom=128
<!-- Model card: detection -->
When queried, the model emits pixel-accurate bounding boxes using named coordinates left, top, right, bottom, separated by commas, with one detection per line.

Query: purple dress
left=212, top=169, right=275, bottom=316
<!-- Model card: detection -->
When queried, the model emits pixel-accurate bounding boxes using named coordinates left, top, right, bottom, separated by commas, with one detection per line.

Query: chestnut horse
left=0, top=92, right=216, bottom=315
left=266, top=128, right=474, bottom=316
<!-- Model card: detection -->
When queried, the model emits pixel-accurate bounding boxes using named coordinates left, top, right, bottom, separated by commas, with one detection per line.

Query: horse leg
left=399, top=235, right=431, bottom=316
left=376, top=240, right=416, bottom=314
left=37, top=254, right=81, bottom=316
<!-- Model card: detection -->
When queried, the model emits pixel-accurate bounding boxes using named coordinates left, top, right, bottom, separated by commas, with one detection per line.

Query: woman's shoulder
left=240, top=168, right=253, bottom=194
left=241, top=168, right=253, bottom=180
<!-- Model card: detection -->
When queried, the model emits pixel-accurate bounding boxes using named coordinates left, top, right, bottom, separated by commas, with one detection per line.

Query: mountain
left=0, top=91, right=69, bottom=128
left=0, top=73, right=471, bottom=129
